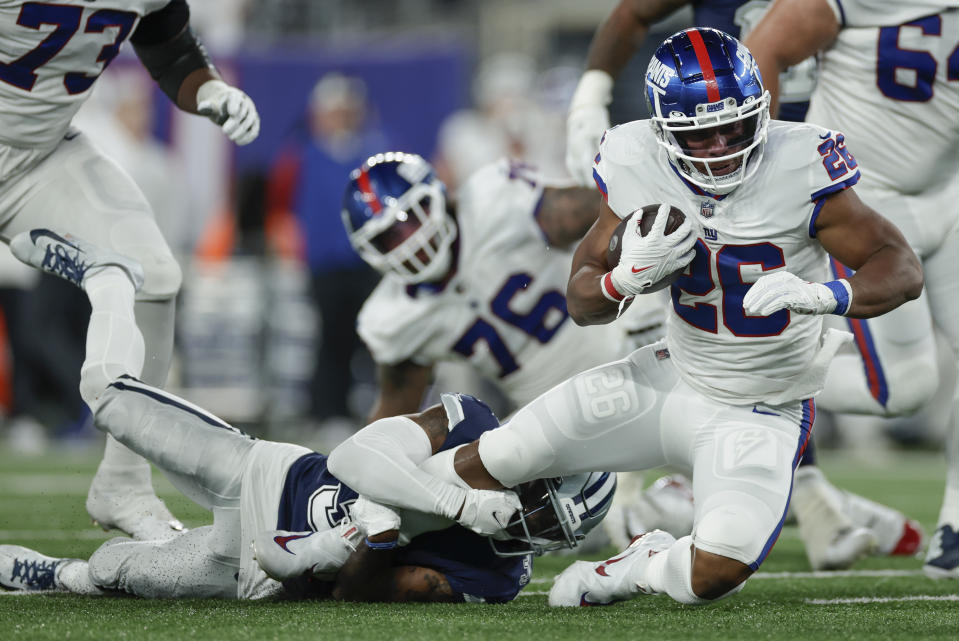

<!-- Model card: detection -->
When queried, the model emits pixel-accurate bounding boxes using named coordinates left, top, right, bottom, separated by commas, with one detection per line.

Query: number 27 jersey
left=594, top=120, right=860, bottom=405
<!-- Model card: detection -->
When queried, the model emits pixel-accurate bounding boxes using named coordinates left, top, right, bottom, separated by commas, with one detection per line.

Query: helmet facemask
left=489, top=472, right=616, bottom=558
left=346, top=179, right=457, bottom=284
left=649, top=89, right=769, bottom=195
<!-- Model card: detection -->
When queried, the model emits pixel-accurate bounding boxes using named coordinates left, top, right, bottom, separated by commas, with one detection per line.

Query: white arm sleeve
left=327, top=416, right=468, bottom=521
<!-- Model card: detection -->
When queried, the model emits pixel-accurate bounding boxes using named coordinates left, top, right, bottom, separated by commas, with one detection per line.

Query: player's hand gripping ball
left=606, top=203, right=690, bottom=293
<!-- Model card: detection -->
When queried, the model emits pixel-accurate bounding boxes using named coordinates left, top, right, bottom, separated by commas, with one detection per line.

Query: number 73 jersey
left=594, top=119, right=861, bottom=406
left=357, top=159, right=625, bottom=408
left=0, top=0, right=169, bottom=148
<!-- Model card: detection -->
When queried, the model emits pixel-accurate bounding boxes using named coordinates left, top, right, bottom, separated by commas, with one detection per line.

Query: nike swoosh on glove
left=608, top=204, right=697, bottom=297
left=196, top=80, right=261, bottom=146
left=457, top=488, right=522, bottom=540
left=743, top=271, right=852, bottom=316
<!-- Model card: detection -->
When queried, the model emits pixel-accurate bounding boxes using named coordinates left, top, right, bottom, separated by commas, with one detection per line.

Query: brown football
left=606, top=204, right=687, bottom=292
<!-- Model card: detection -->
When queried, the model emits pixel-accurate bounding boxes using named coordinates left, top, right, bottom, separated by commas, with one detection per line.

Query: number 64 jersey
left=357, top=159, right=625, bottom=408
left=594, top=119, right=859, bottom=406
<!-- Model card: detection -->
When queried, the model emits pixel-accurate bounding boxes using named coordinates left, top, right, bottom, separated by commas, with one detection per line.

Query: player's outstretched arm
left=536, top=186, right=603, bottom=249
left=744, top=0, right=839, bottom=118
left=130, top=0, right=259, bottom=145
left=367, top=361, right=434, bottom=424
left=567, top=0, right=689, bottom=184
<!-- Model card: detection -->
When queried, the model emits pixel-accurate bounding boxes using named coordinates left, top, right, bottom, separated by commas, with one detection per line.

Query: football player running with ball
left=0, top=0, right=259, bottom=541
left=331, top=28, right=922, bottom=608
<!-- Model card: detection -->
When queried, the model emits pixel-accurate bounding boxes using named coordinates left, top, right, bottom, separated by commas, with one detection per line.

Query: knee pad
left=137, top=250, right=182, bottom=300
left=477, top=410, right=555, bottom=487
left=883, top=357, right=939, bottom=416
left=694, top=496, right=774, bottom=567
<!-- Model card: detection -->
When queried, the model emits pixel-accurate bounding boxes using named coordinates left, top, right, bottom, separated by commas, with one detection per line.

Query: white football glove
left=608, top=204, right=697, bottom=298
left=565, top=70, right=614, bottom=186
left=743, top=271, right=853, bottom=316
left=196, top=79, right=260, bottom=146
left=457, top=488, right=522, bottom=540
left=350, top=495, right=401, bottom=538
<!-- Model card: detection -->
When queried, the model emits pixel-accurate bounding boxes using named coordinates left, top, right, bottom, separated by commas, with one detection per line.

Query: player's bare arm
left=535, top=187, right=602, bottom=249
left=131, top=0, right=259, bottom=144
left=744, top=0, right=839, bottom=117
left=566, top=201, right=626, bottom=325
left=814, top=188, right=923, bottom=317
left=367, top=360, right=434, bottom=423
left=587, top=0, right=691, bottom=75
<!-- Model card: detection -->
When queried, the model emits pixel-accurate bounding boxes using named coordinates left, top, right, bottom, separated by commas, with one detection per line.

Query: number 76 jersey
left=357, top=159, right=625, bottom=408
left=0, top=0, right=169, bottom=148
left=594, top=119, right=860, bottom=406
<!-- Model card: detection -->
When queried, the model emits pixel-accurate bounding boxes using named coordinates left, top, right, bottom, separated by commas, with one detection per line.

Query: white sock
left=643, top=536, right=709, bottom=605
left=98, top=434, right=152, bottom=477
left=80, top=267, right=144, bottom=407
left=56, top=559, right=105, bottom=596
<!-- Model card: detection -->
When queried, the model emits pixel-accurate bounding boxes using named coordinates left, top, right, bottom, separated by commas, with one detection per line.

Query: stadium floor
left=1, top=446, right=956, bottom=641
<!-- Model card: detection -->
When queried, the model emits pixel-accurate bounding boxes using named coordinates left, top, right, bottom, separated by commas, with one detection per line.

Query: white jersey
left=358, top=159, right=624, bottom=408
left=809, top=2, right=959, bottom=200
left=0, top=0, right=169, bottom=149
left=594, top=120, right=858, bottom=405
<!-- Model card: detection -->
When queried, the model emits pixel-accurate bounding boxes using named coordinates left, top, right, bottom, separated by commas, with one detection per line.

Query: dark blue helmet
left=342, top=152, right=456, bottom=283
left=645, top=28, right=769, bottom=194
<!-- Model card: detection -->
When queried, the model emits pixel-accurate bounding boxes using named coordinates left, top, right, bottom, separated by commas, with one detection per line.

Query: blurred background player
left=561, top=0, right=923, bottom=570
left=745, top=0, right=959, bottom=579
left=0, top=0, right=259, bottom=540
left=267, top=73, right=388, bottom=436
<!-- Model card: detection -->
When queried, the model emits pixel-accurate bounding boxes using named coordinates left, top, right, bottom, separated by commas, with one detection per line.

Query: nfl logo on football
left=700, top=200, right=715, bottom=218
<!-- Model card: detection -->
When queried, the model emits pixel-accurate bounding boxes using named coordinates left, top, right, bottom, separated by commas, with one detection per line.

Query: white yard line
left=527, top=568, right=923, bottom=585
left=806, top=595, right=959, bottom=605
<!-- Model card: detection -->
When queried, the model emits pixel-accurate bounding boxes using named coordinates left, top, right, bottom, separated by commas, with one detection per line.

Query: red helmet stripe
left=687, top=29, right=721, bottom=103
left=356, top=168, right=383, bottom=214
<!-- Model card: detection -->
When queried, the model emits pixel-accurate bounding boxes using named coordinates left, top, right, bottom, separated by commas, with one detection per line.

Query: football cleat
left=603, top=473, right=694, bottom=550
left=86, top=467, right=185, bottom=541
left=548, top=529, right=675, bottom=607
left=0, top=545, right=70, bottom=591
left=840, top=491, right=925, bottom=557
left=253, top=523, right=363, bottom=582
left=10, top=228, right=144, bottom=291
left=923, top=524, right=959, bottom=579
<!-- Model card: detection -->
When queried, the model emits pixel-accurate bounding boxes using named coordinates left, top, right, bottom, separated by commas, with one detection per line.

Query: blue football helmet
left=342, top=152, right=457, bottom=283
left=492, top=471, right=617, bottom=557
left=645, top=28, right=770, bottom=195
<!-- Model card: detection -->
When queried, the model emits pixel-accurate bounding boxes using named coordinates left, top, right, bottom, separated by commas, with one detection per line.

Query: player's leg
left=87, top=526, right=238, bottom=598
left=1, top=133, right=183, bottom=540
left=0, top=544, right=100, bottom=595
left=919, top=222, right=959, bottom=578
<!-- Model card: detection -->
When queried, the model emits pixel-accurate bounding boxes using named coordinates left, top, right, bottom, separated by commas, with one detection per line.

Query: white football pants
left=478, top=342, right=813, bottom=569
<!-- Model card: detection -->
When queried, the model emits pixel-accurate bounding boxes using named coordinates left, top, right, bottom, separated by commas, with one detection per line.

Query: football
left=606, top=204, right=687, bottom=293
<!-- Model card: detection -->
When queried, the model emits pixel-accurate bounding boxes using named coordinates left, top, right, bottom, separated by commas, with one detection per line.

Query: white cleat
left=0, top=545, right=71, bottom=591
left=253, top=524, right=362, bottom=582
left=10, top=228, right=144, bottom=291
left=793, top=466, right=878, bottom=570
left=548, top=529, right=675, bottom=607
left=86, top=471, right=185, bottom=542
left=840, top=491, right=925, bottom=557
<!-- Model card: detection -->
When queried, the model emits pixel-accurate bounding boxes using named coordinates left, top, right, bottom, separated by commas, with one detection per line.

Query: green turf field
left=1, top=445, right=956, bottom=641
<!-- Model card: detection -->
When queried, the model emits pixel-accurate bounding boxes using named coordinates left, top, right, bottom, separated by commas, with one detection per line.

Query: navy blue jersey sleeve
left=438, top=394, right=501, bottom=451
left=276, top=453, right=358, bottom=532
